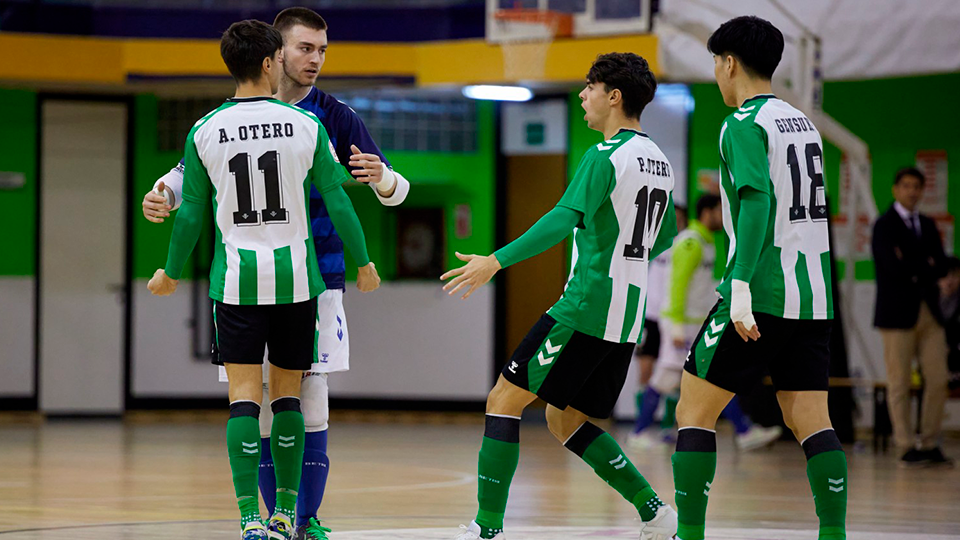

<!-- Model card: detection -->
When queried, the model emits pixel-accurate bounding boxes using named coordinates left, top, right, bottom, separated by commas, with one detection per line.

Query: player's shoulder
left=755, top=97, right=820, bottom=138
left=722, top=96, right=772, bottom=130
left=189, top=101, right=235, bottom=137
left=270, top=98, right=322, bottom=125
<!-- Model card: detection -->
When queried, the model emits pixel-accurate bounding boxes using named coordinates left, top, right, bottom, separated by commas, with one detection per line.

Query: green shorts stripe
left=692, top=303, right=730, bottom=379
left=527, top=323, right=576, bottom=394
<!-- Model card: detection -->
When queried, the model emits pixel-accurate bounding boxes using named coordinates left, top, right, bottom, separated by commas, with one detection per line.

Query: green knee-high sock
left=227, top=401, right=264, bottom=529
left=271, top=397, right=306, bottom=519
left=803, top=430, right=847, bottom=540
left=672, top=428, right=717, bottom=540
left=661, top=394, right=678, bottom=430
left=475, top=414, right=521, bottom=539
left=565, top=422, right=664, bottom=521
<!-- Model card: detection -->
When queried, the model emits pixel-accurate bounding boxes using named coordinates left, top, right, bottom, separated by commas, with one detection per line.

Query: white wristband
left=375, top=163, right=397, bottom=194
left=730, top=279, right=756, bottom=329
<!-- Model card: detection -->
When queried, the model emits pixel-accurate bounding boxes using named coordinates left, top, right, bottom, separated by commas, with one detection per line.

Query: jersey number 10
left=623, top=186, right=668, bottom=261
left=786, top=142, right=828, bottom=223
left=230, top=151, right=289, bottom=226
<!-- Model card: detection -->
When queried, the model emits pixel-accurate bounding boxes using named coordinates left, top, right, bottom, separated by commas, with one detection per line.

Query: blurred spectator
left=872, top=167, right=952, bottom=468
left=940, top=256, right=960, bottom=393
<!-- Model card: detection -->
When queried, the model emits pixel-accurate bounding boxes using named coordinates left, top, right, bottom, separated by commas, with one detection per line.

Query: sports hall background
left=1, top=0, right=959, bottom=456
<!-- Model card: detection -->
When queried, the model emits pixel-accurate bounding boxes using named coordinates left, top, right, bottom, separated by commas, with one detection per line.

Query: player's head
left=696, top=193, right=723, bottom=232
left=579, top=52, right=657, bottom=131
left=708, top=16, right=783, bottom=107
left=893, top=166, right=925, bottom=211
left=273, top=7, right=328, bottom=88
left=942, top=256, right=960, bottom=298
left=220, top=20, right=284, bottom=93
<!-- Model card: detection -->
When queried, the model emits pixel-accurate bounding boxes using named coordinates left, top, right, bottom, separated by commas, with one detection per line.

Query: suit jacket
left=872, top=205, right=946, bottom=329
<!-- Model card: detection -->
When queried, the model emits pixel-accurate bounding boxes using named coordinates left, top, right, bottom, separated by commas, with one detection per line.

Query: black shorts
left=502, top=314, right=635, bottom=419
left=636, top=319, right=661, bottom=358
left=684, top=301, right=831, bottom=395
left=212, top=298, right=318, bottom=372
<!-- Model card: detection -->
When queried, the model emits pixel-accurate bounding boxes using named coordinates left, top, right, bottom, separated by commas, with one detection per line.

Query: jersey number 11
left=230, top=151, right=289, bottom=227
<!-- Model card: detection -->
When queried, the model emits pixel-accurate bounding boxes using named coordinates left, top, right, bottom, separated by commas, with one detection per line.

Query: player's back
left=185, top=97, right=334, bottom=305
left=718, top=95, right=832, bottom=319
left=549, top=129, right=676, bottom=344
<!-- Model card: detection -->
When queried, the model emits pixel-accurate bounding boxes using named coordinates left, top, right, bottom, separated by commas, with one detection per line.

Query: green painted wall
left=0, top=89, right=38, bottom=276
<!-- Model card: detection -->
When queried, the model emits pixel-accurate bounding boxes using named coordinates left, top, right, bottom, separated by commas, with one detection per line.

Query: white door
left=40, top=100, right=126, bottom=414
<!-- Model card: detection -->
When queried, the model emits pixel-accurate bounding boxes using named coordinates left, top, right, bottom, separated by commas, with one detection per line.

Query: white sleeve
left=372, top=164, right=410, bottom=207
left=153, top=162, right=185, bottom=210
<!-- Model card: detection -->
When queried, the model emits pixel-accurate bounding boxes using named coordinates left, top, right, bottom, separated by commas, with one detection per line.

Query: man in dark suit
left=872, top=167, right=952, bottom=468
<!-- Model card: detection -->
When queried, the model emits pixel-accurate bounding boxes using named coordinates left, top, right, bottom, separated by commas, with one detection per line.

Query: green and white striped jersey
left=182, top=97, right=349, bottom=305
left=716, top=94, right=833, bottom=320
left=548, top=129, right=678, bottom=343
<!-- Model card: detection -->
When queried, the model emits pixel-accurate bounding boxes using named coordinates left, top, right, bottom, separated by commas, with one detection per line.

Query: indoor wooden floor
left=0, top=412, right=958, bottom=539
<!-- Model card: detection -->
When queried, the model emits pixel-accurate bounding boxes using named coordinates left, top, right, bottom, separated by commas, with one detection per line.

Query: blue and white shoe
left=267, top=512, right=295, bottom=540
left=241, top=521, right=268, bottom=540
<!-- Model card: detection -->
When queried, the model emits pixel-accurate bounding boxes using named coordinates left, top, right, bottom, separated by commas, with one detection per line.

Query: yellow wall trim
left=0, top=32, right=657, bottom=87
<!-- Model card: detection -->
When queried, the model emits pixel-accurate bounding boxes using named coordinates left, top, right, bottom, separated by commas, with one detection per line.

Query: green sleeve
left=731, top=187, right=771, bottom=282
left=649, top=194, right=678, bottom=261
left=322, top=185, right=370, bottom=267
left=164, top=132, right=210, bottom=279
left=494, top=206, right=581, bottom=269
left=662, top=236, right=702, bottom=324
left=721, top=120, right=771, bottom=195
left=310, top=121, right=352, bottom=194
left=556, top=148, right=614, bottom=227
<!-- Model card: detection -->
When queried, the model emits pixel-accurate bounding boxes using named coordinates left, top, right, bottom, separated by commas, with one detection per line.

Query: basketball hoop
left=492, top=8, right=573, bottom=81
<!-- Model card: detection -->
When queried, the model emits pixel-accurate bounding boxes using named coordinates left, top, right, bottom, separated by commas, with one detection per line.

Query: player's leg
left=257, top=381, right=277, bottom=516
left=217, top=300, right=272, bottom=539
left=295, top=373, right=331, bottom=539
left=722, top=396, right=782, bottom=451
left=548, top=406, right=669, bottom=526
left=458, top=314, right=558, bottom=540
left=294, top=289, right=345, bottom=539
left=773, top=319, right=846, bottom=540
left=263, top=298, right=317, bottom=540
left=673, top=371, right=732, bottom=540
left=227, top=363, right=270, bottom=539
left=778, top=391, right=846, bottom=540
left=632, top=319, right=660, bottom=434
left=558, top=339, right=677, bottom=540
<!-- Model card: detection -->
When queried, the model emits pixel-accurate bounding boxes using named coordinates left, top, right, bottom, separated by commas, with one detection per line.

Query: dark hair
left=707, top=16, right=784, bottom=80
left=945, top=256, right=960, bottom=274
left=696, top=193, right=722, bottom=218
left=220, top=20, right=283, bottom=83
left=274, top=7, right=328, bottom=35
left=894, top=166, right=926, bottom=187
left=586, top=52, right=657, bottom=120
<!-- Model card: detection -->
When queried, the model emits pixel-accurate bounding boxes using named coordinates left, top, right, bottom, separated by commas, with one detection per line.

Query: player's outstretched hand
left=357, top=262, right=381, bottom=293
left=440, top=252, right=501, bottom=300
left=143, top=181, right=172, bottom=223
left=730, top=279, right=760, bottom=342
left=348, top=144, right=384, bottom=184
left=147, top=268, right=178, bottom=296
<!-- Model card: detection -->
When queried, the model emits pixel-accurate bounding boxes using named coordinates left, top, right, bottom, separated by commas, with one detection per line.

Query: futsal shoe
left=736, top=425, right=783, bottom=451
left=639, top=505, right=678, bottom=540
left=241, top=521, right=269, bottom=540
left=627, top=430, right=669, bottom=452
left=267, top=512, right=295, bottom=540
left=294, top=517, right=331, bottom=540
left=455, top=521, right=505, bottom=540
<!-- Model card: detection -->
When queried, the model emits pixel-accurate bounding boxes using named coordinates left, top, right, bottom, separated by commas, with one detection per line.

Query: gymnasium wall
left=0, top=89, right=38, bottom=399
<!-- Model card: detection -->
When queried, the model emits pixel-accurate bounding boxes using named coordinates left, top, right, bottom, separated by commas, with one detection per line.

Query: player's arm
left=333, top=104, right=410, bottom=206
left=441, top=148, right=611, bottom=300
left=142, top=160, right=185, bottom=223
left=663, top=236, right=702, bottom=329
left=649, top=197, right=678, bottom=261
left=148, top=134, right=210, bottom=296
left=311, top=124, right=379, bottom=293
left=722, top=121, right=773, bottom=341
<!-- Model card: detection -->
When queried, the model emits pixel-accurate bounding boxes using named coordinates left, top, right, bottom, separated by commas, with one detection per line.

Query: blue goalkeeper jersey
left=179, top=87, right=389, bottom=290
